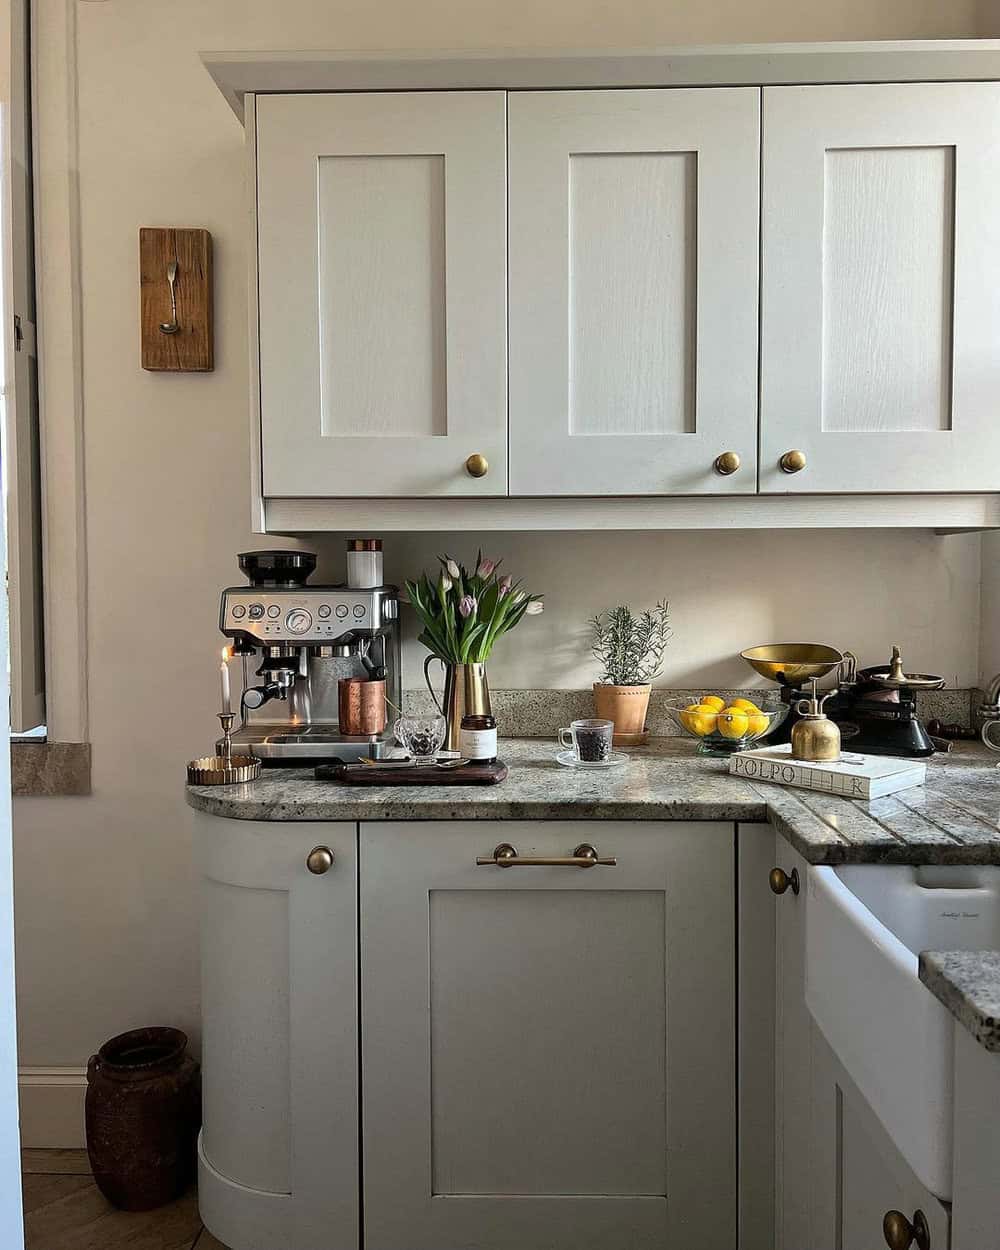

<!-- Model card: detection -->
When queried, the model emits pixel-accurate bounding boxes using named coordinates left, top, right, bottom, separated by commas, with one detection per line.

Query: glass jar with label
left=459, top=714, right=498, bottom=764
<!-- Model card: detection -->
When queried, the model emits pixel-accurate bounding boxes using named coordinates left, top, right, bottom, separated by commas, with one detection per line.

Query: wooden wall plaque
left=139, top=227, right=213, bottom=371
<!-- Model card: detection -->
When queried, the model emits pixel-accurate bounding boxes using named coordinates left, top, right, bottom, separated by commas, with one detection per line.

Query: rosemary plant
left=590, top=601, right=672, bottom=686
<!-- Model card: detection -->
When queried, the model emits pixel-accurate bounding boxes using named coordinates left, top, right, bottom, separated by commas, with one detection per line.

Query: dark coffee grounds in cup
left=575, top=727, right=612, bottom=762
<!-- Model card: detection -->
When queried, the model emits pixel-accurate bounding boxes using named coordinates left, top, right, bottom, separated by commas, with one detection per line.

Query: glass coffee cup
left=558, top=719, right=615, bottom=763
left=394, top=714, right=447, bottom=759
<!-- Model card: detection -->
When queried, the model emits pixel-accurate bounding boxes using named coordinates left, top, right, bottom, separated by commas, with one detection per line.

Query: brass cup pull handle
left=769, top=867, right=800, bottom=896
left=780, top=449, right=807, bottom=474
left=714, top=451, right=741, bottom=476
left=306, top=846, right=335, bottom=875
left=476, top=842, right=617, bottom=868
left=465, top=453, right=489, bottom=478
left=883, top=1209, right=931, bottom=1250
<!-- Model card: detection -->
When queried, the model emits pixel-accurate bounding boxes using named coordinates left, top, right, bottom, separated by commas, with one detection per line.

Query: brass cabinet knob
left=714, top=451, right=741, bottom=476
left=883, top=1209, right=931, bottom=1250
left=779, top=449, right=807, bottom=474
left=465, top=453, right=489, bottom=478
left=306, top=846, right=334, bottom=875
left=769, top=867, right=800, bottom=896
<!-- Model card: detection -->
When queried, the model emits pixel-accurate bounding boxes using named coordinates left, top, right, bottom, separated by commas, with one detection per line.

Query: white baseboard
left=18, top=1067, right=87, bottom=1148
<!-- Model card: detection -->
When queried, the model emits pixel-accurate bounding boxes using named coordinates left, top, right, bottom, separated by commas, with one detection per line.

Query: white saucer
left=556, top=750, right=628, bottom=769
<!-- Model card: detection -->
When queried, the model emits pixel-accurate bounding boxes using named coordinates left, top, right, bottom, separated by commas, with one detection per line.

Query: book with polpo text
left=729, top=742, right=926, bottom=800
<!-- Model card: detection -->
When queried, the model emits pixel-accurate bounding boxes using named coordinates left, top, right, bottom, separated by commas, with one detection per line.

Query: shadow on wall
left=299, top=529, right=982, bottom=692
left=979, top=0, right=1000, bottom=36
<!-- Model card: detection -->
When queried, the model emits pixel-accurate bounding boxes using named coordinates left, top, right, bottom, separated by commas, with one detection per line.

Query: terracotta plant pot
left=593, top=683, right=651, bottom=740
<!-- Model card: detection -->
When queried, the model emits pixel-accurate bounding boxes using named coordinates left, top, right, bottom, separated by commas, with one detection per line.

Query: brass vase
left=424, top=658, right=492, bottom=752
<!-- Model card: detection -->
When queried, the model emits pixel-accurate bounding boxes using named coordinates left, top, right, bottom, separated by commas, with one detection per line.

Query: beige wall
left=14, top=0, right=992, bottom=1068
left=980, top=0, right=1000, bottom=35
left=378, top=531, right=982, bottom=692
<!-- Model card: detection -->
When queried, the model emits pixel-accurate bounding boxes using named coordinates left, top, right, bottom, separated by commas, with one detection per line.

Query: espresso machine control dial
left=284, top=607, right=314, bottom=635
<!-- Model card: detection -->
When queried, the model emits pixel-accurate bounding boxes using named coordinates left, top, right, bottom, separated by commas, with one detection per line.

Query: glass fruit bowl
left=663, top=696, right=790, bottom=758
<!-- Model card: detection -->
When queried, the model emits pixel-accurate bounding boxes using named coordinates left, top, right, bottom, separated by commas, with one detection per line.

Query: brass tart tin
left=186, top=755, right=261, bottom=785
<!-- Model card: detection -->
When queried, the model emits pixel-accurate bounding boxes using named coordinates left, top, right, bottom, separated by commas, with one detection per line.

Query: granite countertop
left=186, top=737, right=1000, bottom=866
left=919, top=951, right=1000, bottom=1054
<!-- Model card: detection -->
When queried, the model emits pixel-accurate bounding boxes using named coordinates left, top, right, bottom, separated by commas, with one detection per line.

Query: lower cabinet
left=192, top=813, right=737, bottom=1250
left=774, top=835, right=951, bottom=1250
left=823, top=1037, right=951, bottom=1250
left=360, top=820, right=737, bottom=1250
left=194, top=815, right=359, bottom=1250
left=192, top=812, right=983, bottom=1250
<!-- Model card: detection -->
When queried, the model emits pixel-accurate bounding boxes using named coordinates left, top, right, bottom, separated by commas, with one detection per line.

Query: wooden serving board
left=315, top=760, right=508, bottom=786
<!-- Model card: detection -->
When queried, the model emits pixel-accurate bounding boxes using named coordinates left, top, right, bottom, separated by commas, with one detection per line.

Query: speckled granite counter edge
left=184, top=784, right=1000, bottom=866
left=186, top=738, right=1000, bottom=867
left=185, top=789, right=769, bottom=826
left=919, top=951, right=1000, bottom=1054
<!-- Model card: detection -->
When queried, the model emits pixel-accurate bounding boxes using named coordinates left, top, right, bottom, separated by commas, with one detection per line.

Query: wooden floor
left=21, top=1149, right=228, bottom=1249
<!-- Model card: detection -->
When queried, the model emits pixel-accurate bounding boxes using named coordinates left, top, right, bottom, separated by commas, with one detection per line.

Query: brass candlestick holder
left=186, top=712, right=262, bottom=785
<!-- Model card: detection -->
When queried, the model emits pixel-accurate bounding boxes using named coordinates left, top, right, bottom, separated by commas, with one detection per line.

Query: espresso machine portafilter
left=218, top=550, right=401, bottom=764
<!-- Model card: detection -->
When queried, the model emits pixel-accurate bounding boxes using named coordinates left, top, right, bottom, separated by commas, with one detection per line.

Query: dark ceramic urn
left=85, top=1026, right=200, bottom=1211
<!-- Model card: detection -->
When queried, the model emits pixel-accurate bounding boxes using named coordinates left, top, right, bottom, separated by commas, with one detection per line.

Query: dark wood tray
left=315, top=760, right=508, bottom=786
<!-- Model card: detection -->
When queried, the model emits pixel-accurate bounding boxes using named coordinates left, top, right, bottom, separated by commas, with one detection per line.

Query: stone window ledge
left=12, top=742, right=91, bottom=797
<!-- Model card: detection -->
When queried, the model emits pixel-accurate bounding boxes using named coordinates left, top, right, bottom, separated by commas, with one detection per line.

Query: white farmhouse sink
left=806, top=863, right=1000, bottom=1200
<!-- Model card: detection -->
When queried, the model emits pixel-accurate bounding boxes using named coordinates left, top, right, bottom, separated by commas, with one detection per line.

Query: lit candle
left=220, top=647, right=231, bottom=714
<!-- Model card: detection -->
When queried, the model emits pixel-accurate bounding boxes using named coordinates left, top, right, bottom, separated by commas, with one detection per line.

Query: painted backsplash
left=303, top=529, right=983, bottom=693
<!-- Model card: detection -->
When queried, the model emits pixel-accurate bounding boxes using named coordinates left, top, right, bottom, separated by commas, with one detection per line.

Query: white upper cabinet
left=761, top=82, right=1000, bottom=494
left=242, top=56, right=1000, bottom=521
left=508, top=89, right=760, bottom=496
left=255, top=92, right=507, bottom=497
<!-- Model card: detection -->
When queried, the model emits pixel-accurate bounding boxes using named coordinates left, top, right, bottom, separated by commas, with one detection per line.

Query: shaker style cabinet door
left=194, top=814, right=358, bottom=1250
left=255, top=93, right=507, bottom=497
left=761, top=83, right=1000, bottom=494
left=810, top=1030, right=951, bottom=1250
left=360, top=821, right=736, bottom=1250
left=508, top=89, right=760, bottom=496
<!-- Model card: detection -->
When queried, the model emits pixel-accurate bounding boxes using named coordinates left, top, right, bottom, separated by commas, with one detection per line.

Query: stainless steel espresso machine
left=218, top=550, right=401, bottom=764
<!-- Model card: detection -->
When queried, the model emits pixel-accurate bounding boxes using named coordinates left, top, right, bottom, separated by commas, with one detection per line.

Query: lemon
left=717, top=709, right=751, bottom=740
left=700, top=695, right=726, bottom=712
left=746, top=711, right=769, bottom=737
left=728, top=698, right=760, bottom=713
left=680, top=704, right=718, bottom=736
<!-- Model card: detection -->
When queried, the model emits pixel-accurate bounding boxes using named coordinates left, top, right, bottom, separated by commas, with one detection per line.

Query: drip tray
left=266, top=732, right=375, bottom=745
left=219, top=727, right=395, bottom=764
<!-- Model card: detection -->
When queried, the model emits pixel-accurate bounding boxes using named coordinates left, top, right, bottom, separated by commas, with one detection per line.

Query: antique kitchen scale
left=740, top=643, right=945, bottom=758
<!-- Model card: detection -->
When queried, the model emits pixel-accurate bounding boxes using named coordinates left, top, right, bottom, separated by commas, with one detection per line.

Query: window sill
left=11, top=742, right=91, bottom=797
